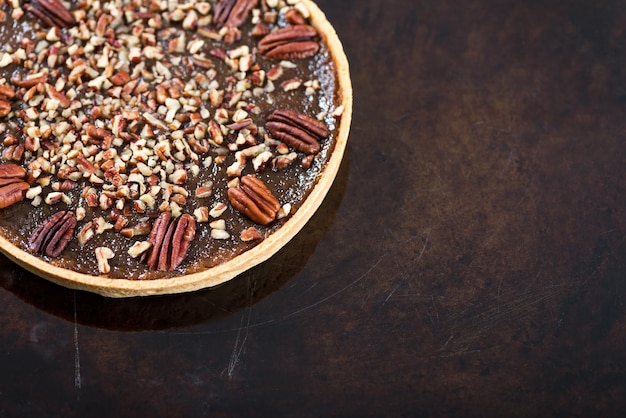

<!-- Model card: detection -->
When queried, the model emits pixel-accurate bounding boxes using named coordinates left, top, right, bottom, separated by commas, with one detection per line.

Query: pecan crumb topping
left=0, top=0, right=343, bottom=276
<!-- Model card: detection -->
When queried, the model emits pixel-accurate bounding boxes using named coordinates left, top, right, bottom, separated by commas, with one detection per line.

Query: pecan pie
left=0, top=0, right=351, bottom=297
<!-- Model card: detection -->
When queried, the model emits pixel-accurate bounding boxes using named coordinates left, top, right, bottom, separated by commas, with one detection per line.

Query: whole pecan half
left=0, top=100, right=11, bottom=117
left=258, top=25, right=320, bottom=60
left=29, top=211, right=77, bottom=257
left=0, top=163, right=29, bottom=209
left=145, top=212, right=196, bottom=271
left=0, top=84, right=15, bottom=118
left=0, top=85, right=15, bottom=100
left=266, top=109, right=330, bottom=154
left=228, top=175, right=280, bottom=225
left=23, top=0, right=77, bottom=29
left=214, top=0, right=258, bottom=28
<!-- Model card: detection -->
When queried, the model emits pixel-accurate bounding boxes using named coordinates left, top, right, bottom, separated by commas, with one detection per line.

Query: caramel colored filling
left=0, top=0, right=342, bottom=279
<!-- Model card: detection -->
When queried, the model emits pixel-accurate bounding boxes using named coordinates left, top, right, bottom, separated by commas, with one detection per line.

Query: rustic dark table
left=2, top=0, right=626, bottom=416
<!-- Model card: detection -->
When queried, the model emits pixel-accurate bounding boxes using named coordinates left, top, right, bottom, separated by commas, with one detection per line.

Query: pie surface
left=0, top=0, right=352, bottom=296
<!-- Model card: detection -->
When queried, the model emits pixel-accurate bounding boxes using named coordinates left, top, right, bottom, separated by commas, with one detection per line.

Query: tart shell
left=0, top=0, right=352, bottom=297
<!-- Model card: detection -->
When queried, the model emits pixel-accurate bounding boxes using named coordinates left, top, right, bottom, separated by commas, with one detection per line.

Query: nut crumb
left=95, top=247, right=114, bottom=274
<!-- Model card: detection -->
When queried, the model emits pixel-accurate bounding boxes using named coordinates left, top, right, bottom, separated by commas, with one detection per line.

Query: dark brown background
left=2, top=0, right=626, bottom=416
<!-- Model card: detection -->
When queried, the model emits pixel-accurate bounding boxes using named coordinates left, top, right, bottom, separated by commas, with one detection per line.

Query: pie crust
left=0, top=0, right=352, bottom=297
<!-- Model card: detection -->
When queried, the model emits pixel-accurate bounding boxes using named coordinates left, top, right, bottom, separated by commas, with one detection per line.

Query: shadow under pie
left=0, top=153, right=350, bottom=331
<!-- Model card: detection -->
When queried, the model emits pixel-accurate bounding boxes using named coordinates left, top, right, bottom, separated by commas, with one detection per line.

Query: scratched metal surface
left=2, top=0, right=626, bottom=416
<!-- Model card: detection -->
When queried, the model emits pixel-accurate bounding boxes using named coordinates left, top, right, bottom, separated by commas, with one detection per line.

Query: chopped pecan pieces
left=258, top=25, right=320, bottom=60
left=214, top=0, right=258, bottom=28
left=0, top=164, right=29, bottom=209
left=240, top=226, right=263, bottom=241
left=95, top=247, right=114, bottom=274
left=110, top=71, right=130, bottom=86
left=11, top=72, right=48, bottom=88
left=128, top=241, right=152, bottom=258
left=228, top=175, right=280, bottom=225
left=28, top=211, right=77, bottom=257
left=145, top=212, right=196, bottom=271
left=23, top=0, right=77, bottom=29
left=77, top=221, right=94, bottom=246
left=266, top=109, right=330, bottom=154
left=120, top=221, right=152, bottom=238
